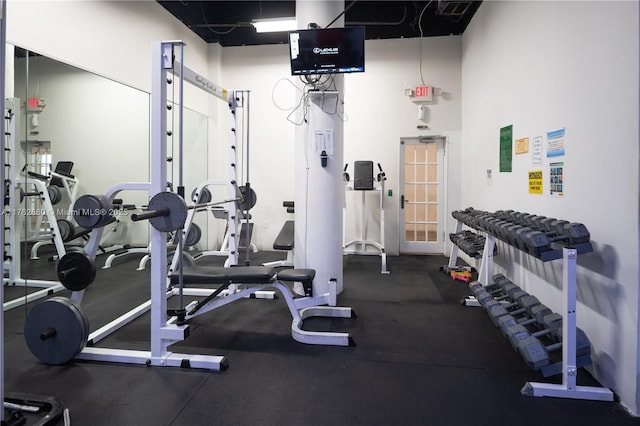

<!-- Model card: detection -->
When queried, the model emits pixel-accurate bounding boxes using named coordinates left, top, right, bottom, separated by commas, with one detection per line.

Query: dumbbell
left=525, top=222, right=591, bottom=257
left=474, top=280, right=523, bottom=307
left=504, top=309, right=563, bottom=350
left=492, top=274, right=511, bottom=287
left=485, top=293, right=541, bottom=327
left=497, top=303, right=553, bottom=337
left=470, top=279, right=519, bottom=303
left=517, top=325, right=592, bottom=371
left=527, top=215, right=547, bottom=230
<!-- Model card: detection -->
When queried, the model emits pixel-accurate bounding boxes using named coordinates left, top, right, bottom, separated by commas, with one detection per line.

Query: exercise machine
left=22, top=41, right=353, bottom=372
left=343, top=161, right=389, bottom=274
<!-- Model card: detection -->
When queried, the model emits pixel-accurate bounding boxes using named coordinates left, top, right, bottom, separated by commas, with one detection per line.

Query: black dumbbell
left=497, top=303, right=553, bottom=337
left=525, top=222, right=590, bottom=257
left=517, top=325, right=592, bottom=371
left=504, top=310, right=562, bottom=350
left=485, top=293, right=540, bottom=327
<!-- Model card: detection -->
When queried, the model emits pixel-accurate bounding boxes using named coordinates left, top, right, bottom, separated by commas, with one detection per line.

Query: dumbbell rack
left=520, top=247, right=613, bottom=401
left=445, top=220, right=491, bottom=297
left=449, top=211, right=613, bottom=401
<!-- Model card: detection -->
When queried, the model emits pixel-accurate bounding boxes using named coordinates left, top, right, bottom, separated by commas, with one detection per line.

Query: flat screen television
left=288, top=26, right=365, bottom=76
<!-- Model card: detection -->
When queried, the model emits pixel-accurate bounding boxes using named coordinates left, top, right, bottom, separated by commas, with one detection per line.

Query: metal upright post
left=0, top=0, right=7, bottom=418
left=521, top=247, right=613, bottom=400
left=477, top=235, right=495, bottom=286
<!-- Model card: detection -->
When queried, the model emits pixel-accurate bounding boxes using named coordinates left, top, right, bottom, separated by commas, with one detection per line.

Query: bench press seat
left=167, top=265, right=353, bottom=347
left=170, top=266, right=276, bottom=285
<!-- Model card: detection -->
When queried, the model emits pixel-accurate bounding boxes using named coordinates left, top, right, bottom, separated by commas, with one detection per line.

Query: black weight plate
left=167, top=250, right=195, bottom=269
left=73, top=194, right=112, bottom=229
left=47, top=186, right=62, bottom=205
left=24, top=297, right=89, bottom=365
left=191, top=187, right=212, bottom=204
left=57, top=252, right=96, bottom=291
left=57, top=219, right=75, bottom=242
left=237, top=186, right=257, bottom=211
left=185, top=223, right=202, bottom=246
left=148, top=192, right=187, bottom=232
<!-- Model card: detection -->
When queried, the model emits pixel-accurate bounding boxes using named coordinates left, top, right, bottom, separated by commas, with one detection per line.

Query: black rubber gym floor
left=3, top=248, right=639, bottom=425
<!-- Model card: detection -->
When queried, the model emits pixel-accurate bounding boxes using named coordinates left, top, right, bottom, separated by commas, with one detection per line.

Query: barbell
left=74, top=186, right=257, bottom=233
left=131, top=187, right=256, bottom=232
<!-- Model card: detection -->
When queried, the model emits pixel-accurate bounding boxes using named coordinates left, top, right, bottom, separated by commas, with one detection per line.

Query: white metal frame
left=521, top=248, right=614, bottom=401
left=69, top=41, right=226, bottom=370
left=343, top=166, right=388, bottom=274
left=71, top=41, right=352, bottom=372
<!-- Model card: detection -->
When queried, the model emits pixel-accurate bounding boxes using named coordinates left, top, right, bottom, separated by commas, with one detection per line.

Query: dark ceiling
left=157, top=1, right=482, bottom=47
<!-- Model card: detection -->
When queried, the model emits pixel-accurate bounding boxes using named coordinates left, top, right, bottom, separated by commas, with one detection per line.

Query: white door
left=399, top=136, right=445, bottom=254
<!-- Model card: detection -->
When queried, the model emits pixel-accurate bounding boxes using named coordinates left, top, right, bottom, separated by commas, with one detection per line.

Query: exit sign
left=27, top=97, right=45, bottom=113
left=415, top=85, right=432, bottom=101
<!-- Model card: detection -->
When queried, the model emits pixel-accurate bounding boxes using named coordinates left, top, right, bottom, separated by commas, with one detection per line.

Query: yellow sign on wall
left=529, top=170, right=543, bottom=194
left=515, top=137, right=529, bottom=154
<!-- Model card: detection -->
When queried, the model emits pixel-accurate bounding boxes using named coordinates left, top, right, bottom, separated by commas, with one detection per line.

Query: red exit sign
left=415, top=85, right=432, bottom=100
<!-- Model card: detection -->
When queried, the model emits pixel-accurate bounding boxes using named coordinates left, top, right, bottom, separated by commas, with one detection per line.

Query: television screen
left=289, top=26, right=365, bottom=75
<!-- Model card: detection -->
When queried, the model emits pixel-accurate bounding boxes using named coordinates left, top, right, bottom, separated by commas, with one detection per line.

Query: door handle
left=401, top=195, right=406, bottom=209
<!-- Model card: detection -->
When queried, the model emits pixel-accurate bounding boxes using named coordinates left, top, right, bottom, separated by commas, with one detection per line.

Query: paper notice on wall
left=315, top=129, right=334, bottom=155
left=546, top=128, right=565, bottom=157
left=532, top=136, right=543, bottom=165
left=515, top=137, right=529, bottom=154
left=528, top=170, right=543, bottom=194
left=549, top=162, right=564, bottom=197
left=499, top=125, right=513, bottom=172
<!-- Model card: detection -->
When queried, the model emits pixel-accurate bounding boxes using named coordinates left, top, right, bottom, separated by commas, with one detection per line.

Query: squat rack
left=73, top=40, right=238, bottom=369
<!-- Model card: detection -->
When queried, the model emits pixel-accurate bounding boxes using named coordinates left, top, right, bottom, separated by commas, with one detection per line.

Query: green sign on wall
left=500, top=125, right=513, bottom=172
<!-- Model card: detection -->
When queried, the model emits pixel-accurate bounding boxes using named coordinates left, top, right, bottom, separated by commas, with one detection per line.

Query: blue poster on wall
left=546, top=128, right=565, bottom=157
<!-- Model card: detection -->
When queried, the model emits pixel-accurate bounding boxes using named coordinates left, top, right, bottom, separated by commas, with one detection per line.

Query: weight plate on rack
left=47, top=186, right=62, bottom=205
left=56, top=219, right=75, bottom=242
left=73, top=194, right=112, bottom=229
left=191, top=187, right=212, bottom=204
left=185, top=223, right=202, bottom=247
left=237, top=186, right=257, bottom=211
left=24, top=297, right=89, bottom=365
left=147, top=192, right=188, bottom=232
left=57, top=252, right=97, bottom=291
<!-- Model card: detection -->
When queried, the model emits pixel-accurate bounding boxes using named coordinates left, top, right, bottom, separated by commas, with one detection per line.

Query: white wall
left=462, top=0, right=639, bottom=414
left=7, top=1, right=215, bottom=248
left=7, top=0, right=210, bottom=114
left=7, top=1, right=465, bottom=256
left=217, top=37, right=463, bottom=253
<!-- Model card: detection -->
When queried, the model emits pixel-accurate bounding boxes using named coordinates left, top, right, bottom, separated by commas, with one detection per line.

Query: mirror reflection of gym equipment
left=343, top=160, right=389, bottom=274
